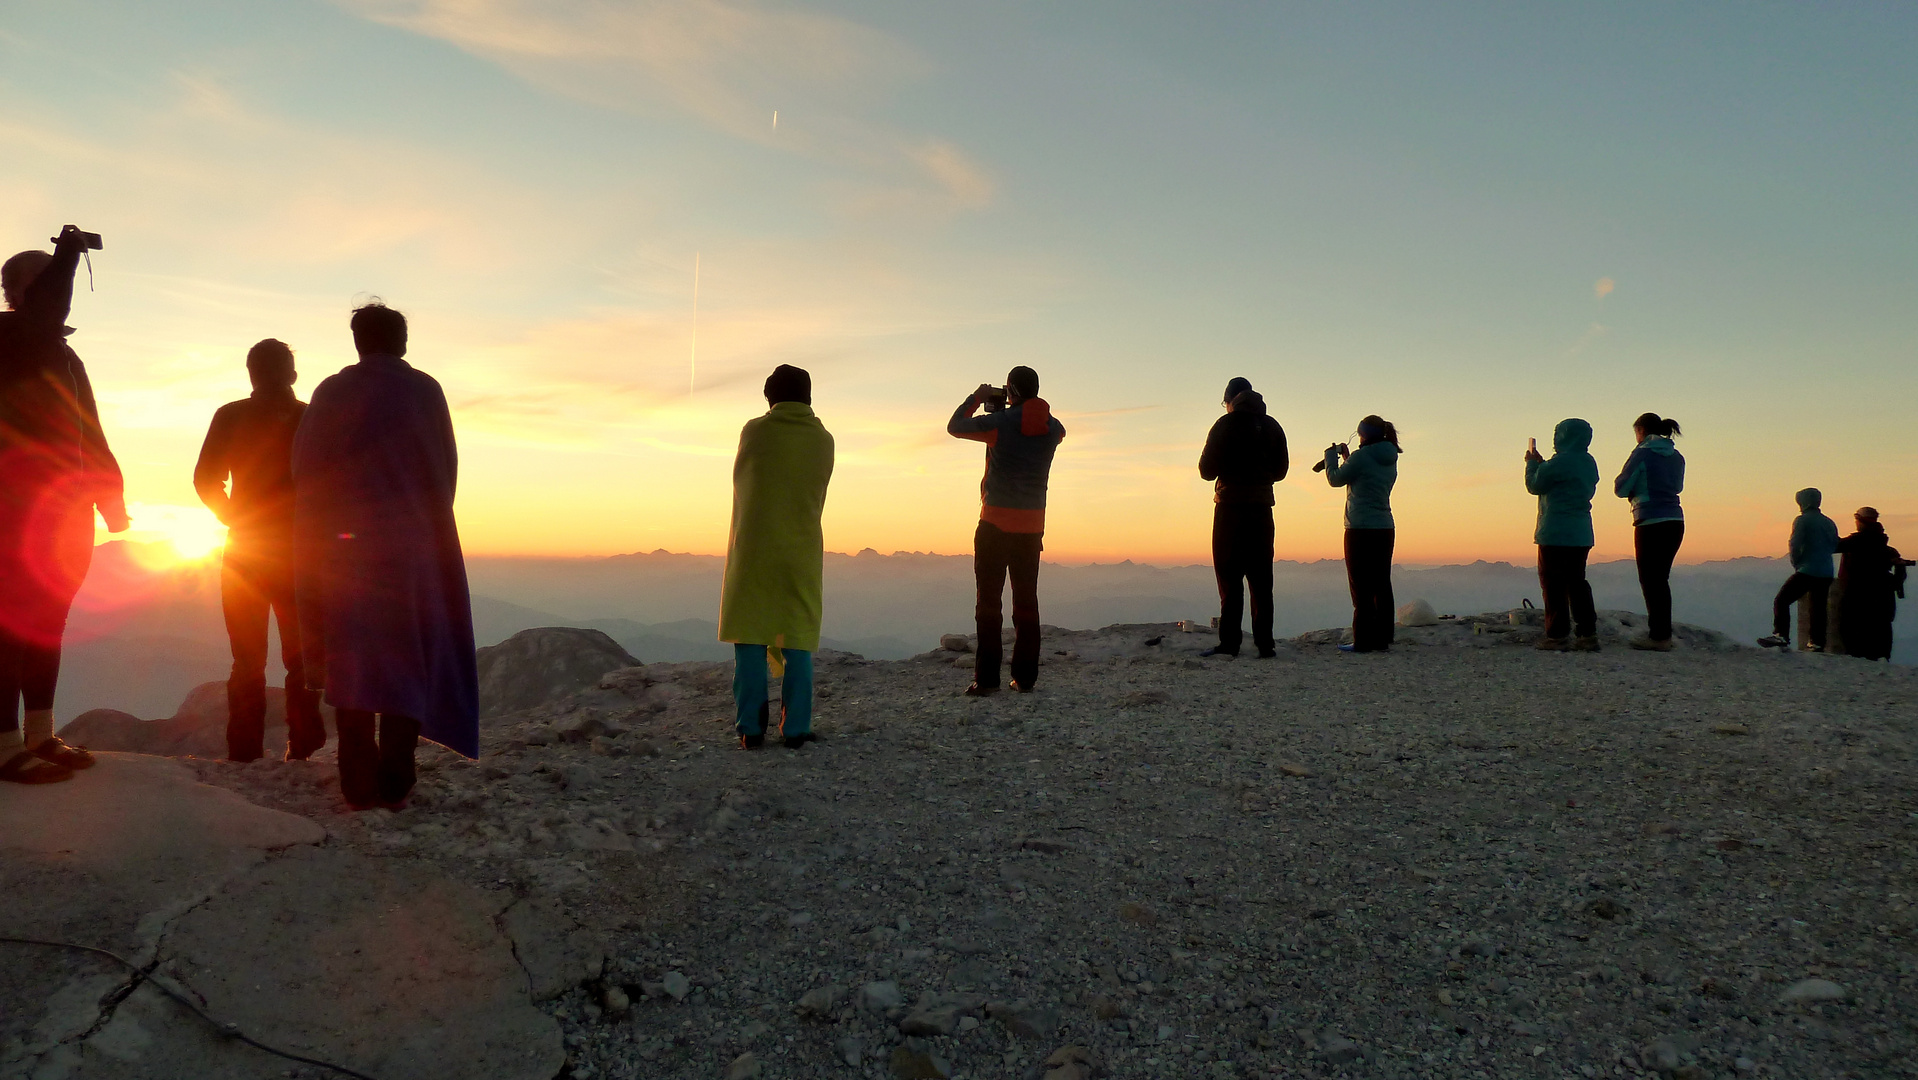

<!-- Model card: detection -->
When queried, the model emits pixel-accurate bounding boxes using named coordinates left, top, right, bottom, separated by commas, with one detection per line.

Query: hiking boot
left=1756, top=634, right=1789, bottom=649
left=784, top=732, right=820, bottom=751
left=1256, top=648, right=1278, bottom=659
left=1629, top=635, right=1673, bottom=652
left=1534, top=637, right=1570, bottom=652
left=1009, top=680, right=1034, bottom=693
left=1199, top=646, right=1238, bottom=658
left=738, top=733, right=765, bottom=750
left=1572, top=636, right=1601, bottom=652
left=963, top=683, right=999, bottom=697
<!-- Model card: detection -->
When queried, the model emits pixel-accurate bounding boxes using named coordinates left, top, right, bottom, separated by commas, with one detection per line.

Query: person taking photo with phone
left=1524, top=419, right=1601, bottom=652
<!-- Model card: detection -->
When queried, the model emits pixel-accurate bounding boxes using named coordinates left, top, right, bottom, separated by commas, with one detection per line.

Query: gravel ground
left=189, top=618, right=1918, bottom=1080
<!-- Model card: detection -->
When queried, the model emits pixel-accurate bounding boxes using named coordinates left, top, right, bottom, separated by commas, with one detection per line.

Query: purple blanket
left=291, top=354, right=478, bottom=757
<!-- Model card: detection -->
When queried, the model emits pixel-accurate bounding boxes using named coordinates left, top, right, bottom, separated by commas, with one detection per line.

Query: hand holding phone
left=1525, top=437, right=1543, bottom=463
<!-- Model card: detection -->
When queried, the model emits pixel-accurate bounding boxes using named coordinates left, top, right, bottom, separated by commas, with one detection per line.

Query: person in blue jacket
left=1613, top=412, right=1685, bottom=650
left=1756, top=488, right=1840, bottom=651
left=1524, top=419, right=1600, bottom=652
left=1323, top=415, right=1399, bottom=653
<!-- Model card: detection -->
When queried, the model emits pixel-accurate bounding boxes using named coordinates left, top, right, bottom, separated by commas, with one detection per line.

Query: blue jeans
left=732, top=645, right=813, bottom=737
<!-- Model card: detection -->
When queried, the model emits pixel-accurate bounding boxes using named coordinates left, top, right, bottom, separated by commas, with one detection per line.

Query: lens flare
left=104, top=503, right=228, bottom=567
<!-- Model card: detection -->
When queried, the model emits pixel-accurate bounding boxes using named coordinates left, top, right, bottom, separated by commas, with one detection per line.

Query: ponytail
left=1359, top=414, right=1401, bottom=450
left=1633, top=412, right=1681, bottom=438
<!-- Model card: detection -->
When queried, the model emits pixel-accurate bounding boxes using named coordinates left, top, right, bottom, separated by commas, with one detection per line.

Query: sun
left=106, top=503, right=228, bottom=567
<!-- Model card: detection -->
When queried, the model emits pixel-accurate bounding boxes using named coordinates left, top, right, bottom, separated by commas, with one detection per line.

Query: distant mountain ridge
left=53, top=541, right=1907, bottom=725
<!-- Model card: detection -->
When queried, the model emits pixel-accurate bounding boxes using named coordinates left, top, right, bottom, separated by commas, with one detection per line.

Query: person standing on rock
left=194, top=339, right=326, bottom=762
left=948, top=366, right=1066, bottom=694
left=1523, top=419, right=1601, bottom=652
left=1322, top=415, right=1399, bottom=653
left=1613, top=412, right=1685, bottom=651
left=292, top=302, right=478, bottom=808
left=1756, top=488, right=1840, bottom=652
left=1197, top=377, right=1289, bottom=659
left=719, top=365, right=835, bottom=749
left=1831, top=507, right=1908, bottom=662
left=0, top=226, right=127, bottom=784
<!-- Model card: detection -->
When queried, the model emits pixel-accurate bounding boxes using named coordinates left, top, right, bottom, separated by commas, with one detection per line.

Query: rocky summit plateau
left=5, top=613, right=1916, bottom=1080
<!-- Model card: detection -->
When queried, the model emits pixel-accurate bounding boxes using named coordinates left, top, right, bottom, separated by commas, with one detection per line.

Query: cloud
left=1594, top=276, right=1615, bottom=300
left=1563, top=321, right=1609, bottom=359
left=338, top=0, right=994, bottom=215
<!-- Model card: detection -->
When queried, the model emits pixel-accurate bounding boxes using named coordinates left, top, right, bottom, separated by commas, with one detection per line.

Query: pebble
left=723, top=1052, right=761, bottom=1080
left=858, top=980, right=903, bottom=1012
left=1279, top=762, right=1314, bottom=777
left=796, top=986, right=838, bottom=1016
left=836, top=1037, right=864, bottom=1067
left=1778, top=978, right=1847, bottom=1004
left=661, top=970, right=691, bottom=1001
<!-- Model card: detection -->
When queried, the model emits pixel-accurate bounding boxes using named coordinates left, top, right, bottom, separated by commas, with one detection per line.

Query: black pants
left=974, top=521, right=1043, bottom=689
left=1633, top=521, right=1685, bottom=640
left=0, top=632, right=61, bottom=737
left=1537, top=545, right=1597, bottom=640
left=1773, top=573, right=1831, bottom=646
left=1212, top=504, right=1275, bottom=655
left=221, top=545, right=325, bottom=760
left=335, top=709, right=420, bottom=807
left=1344, top=528, right=1395, bottom=652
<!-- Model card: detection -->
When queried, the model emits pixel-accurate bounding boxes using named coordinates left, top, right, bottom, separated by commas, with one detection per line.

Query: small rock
left=1712, top=724, right=1750, bottom=736
left=1461, top=939, right=1497, bottom=957
left=836, top=1038, right=864, bottom=1067
left=987, top=999, right=1057, bottom=1041
left=1279, top=762, right=1313, bottom=778
left=940, top=634, right=971, bottom=653
left=1639, top=1034, right=1694, bottom=1073
left=1734, top=1057, right=1757, bottom=1074
left=1120, top=689, right=1170, bottom=706
left=1318, top=1034, right=1362, bottom=1065
left=786, top=911, right=813, bottom=927
left=900, top=1005, right=960, bottom=1036
left=601, top=985, right=630, bottom=1015
left=523, top=725, right=557, bottom=746
left=724, top=1052, right=762, bottom=1080
left=631, top=739, right=661, bottom=757
left=1021, top=837, right=1071, bottom=854
left=738, top=1019, right=770, bottom=1041
left=1641, top=821, right=1681, bottom=837
left=1090, top=995, right=1126, bottom=1020
left=589, top=735, right=626, bottom=756
left=1778, top=978, right=1846, bottom=1004
left=662, top=970, right=691, bottom=1001
left=889, top=1044, right=952, bottom=1080
left=1042, top=1044, right=1099, bottom=1080
left=796, top=985, right=839, bottom=1017
left=957, top=1015, right=979, bottom=1033
left=1117, top=901, right=1158, bottom=927
left=858, top=980, right=903, bottom=1013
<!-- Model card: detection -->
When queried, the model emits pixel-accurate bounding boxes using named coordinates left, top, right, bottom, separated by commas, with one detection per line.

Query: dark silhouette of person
left=0, top=227, right=128, bottom=784
left=194, top=338, right=326, bottom=761
left=948, top=366, right=1065, bottom=694
left=1197, top=376, right=1288, bottom=658
left=1756, top=488, right=1840, bottom=652
left=1613, top=412, right=1685, bottom=650
left=1524, top=419, right=1601, bottom=651
left=1323, top=415, right=1399, bottom=653
left=292, top=302, right=478, bottom=809
left=1833, top=507, right=1908, bottom=662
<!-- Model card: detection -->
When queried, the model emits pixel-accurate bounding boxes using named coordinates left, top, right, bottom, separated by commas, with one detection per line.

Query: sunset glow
left=8, top=3, right=1914, bottom=566
left=108, top=503, right=228, bottom=568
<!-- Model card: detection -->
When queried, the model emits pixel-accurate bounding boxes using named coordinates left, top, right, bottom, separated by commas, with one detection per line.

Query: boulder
left=1395, top=599, right=1441, bottom=627
left=476, top=628, right=640, bottom=717
left=60, top=682, right=334, bottom=760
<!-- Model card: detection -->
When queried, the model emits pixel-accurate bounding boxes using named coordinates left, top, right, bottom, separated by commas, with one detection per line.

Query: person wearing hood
left=949, top=365, right=1065, bottom=694
left=1756, top=489, right=1840, bottom=652
left=0, top=226, right=128, bottom=784
left=1613, top=412, right=1685, bottom=650
left=1524, top=419, right=1601, bottom=651
left=1832, top=507, right=1909, bottom=662
left=1197, top=376, right=1289, bottom=658
left=1323, top=415, right=1400, bottom=653
left=718, top=365, right=834, bottom=750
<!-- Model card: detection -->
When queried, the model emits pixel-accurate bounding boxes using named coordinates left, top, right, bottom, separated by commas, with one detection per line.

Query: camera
left=1311, top=442, right=1348, bottom=473
left=983, top=386, right=1009, bottom=413
left=53, top=225, right=103, bottom=251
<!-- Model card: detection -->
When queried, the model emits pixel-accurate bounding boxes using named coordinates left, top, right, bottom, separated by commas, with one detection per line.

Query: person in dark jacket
left=1323, top=415, right=1400, bottom=653
left=948, top=366, right=1065, bottom=694
left=1524, top=418, right=1600, bottom=651
left=0, top=227, right=128, bottom=784
left=1832, top=507, right=1908, bottom=662
left=1197, top=377, right=1288, bottom=657
left=1613, top=412, right=1685, bottom=650
left=194, top=339, right=326, bottom=762
left=1756, top=488, right=1841, bottom=652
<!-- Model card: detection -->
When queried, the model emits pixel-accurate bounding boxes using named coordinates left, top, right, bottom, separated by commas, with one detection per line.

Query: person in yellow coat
left=719, top=365, right=834, bottom=749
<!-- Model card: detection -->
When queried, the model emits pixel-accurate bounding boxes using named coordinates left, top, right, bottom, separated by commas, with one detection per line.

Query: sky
left=4, top=1, right=1914, bottom=565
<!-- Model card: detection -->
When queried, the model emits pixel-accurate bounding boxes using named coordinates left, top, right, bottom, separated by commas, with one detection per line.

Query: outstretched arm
left=948, top=387, right=1004, bottom=444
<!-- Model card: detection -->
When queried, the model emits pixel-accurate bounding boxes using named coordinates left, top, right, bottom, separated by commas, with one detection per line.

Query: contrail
left=689, top=251, right=700, bottom=394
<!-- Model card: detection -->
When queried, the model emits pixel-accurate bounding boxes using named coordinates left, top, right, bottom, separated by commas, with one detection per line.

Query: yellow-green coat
left=718, top=402, right=834, bottom=652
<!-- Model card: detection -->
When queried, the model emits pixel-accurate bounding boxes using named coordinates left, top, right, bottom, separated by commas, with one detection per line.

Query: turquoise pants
left=732, top=645, right=813, bottom=737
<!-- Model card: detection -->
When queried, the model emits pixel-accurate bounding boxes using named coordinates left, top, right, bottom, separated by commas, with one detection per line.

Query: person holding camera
left=1524, top=419, right=1601, bottom=652
left=718, top=365, right=834, bottom=749
left=1613, top=412, right=1685, bottom=650
left=292, top=302, right=478, bottom=809
left=194, top=338, right=327, bottom=762
left=1321, top=415, right=1399, bottom=653
left=948, top=366, right=1065, bottom=694
left=1832, top=507, right=1909, bottom=662
left=1197, top=376, right=1288, bottom=658
left=0, top=225, right=126, bottom=784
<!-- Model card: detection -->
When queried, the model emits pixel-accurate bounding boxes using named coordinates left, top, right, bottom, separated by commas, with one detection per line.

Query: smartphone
left=1528, top=438, right=1537, bottom=453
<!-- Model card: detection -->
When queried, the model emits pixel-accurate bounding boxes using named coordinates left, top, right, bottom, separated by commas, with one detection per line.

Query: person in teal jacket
left=1323, top=415, right=1400, bottom=652
left=1757, top=487, right=1840, bottom=651
left=1524, top=419, right=1600, bottom=651
left=1613, top=412, right=1685, bottom=649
